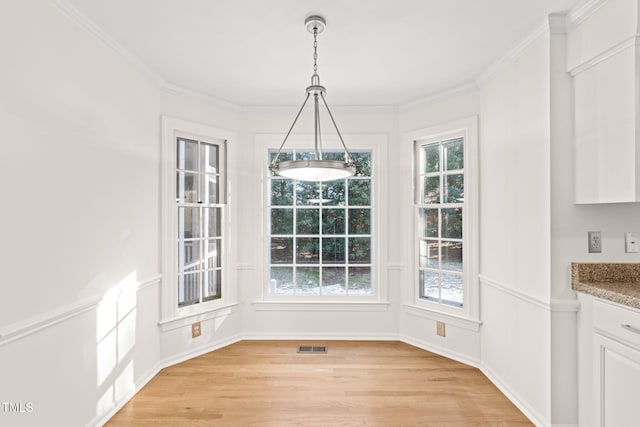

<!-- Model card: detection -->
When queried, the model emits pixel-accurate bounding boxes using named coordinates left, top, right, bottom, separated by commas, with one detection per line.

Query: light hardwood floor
left=106, top=340, right=532, bottom=426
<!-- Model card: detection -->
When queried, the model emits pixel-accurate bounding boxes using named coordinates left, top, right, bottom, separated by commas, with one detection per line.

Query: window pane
left=348, top=237, right=370, bottom=264
left=296, top=209, right=319, bottom=234
left=271, top=237, right=293, bottom=264
left=441, top=208, right=462, bottom=239
left=270, top=267, right=293, bottom=295
left=348, top=208, right=371, bottom=235
left=423, top=176, right=440, bottom=204
left=204, top=207, right=221, bottom=238
left=296, top=267, right=320, bottom=295
left=444, top=138, right=464, bottom=171
left=179, top=241, right=200, bottom=273
left=423, top=144, right=439, bottom=173
left=200, top=143, right=218, bottom=174
left=419, top=270, right=439, bottom=300
left=269, top=149, right=293, bottom=163
left=444, top=174, right=464, bottom=204
left=321, top=151, right=348, bottom=162
left=442, top=241, right=462, bottom=272
left=322, top=267, right=346, bottom=295
left=176, top=172, right=198, bottom=203
left=205, top=239, right=221, bottom=269
left=348, top=179, right=371, bottom=206
left=322, top=238, right=345, bottom=264
left=419, top=240, right=438, bottom=269
left=351, top=152, right=372, bottom=177
left=178, top=272, right=200, bottom=307
left=296, top=151, right=316, bottom=160
left=322, top=209, right=345, bottom=235
left=296, top=237, right=319, bottom=264
left=178, top=207, right=199, bottom=239
left=419, top=208, right=438, bottom=238
left=203, top=174, right=219, bottom=204
left=271, top=208, right=293, bottom=235
left=442, top=272, right=463, bottom=307
left=321, top=180, right=346, bottom=206
left=349, top=267, right=372, bottom=295
left=296, top=181, right=320, bottom=206
left=202, top=270, right=221, bottom=301
left=271, top=179, right=294, bottom=206
left=177, top=138, right=198, bottom=171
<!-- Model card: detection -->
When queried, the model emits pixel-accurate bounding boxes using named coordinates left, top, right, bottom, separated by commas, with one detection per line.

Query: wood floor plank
left=105, top=341, right=532, bottom=426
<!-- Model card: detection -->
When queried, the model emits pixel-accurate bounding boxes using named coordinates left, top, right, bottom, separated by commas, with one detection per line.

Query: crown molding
left=475, top=19, right=550, bottom=87
left=161, top=83, right=241, bottom=111
left=566, top=0, right=610, bottom=32
left=49, top=0, right=165, bottom=87
left=398, top=82, right=478, bottom=112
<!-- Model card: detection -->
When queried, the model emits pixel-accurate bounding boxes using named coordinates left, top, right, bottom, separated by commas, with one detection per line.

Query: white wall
left=238, top=107, right=402, bottom=339
left=0, top=0, right=162, bottom=426
left=479, top=33, right=553, bottom=424
left=397, top=90, right=483, bottom=364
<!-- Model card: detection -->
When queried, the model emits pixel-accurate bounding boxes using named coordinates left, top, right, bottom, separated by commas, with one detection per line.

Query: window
left=411, top=117, right=477, bottom=320
left=415, top=137, right=464, bottom=308
left=176, top=137, right=225, bottom=307
left=161, top=116, right=235, bottom=325
left=267, top=149, right=374, bottom=298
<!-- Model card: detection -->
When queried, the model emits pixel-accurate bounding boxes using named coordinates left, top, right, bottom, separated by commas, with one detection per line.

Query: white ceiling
left=65, top=0, right=584, bottom=107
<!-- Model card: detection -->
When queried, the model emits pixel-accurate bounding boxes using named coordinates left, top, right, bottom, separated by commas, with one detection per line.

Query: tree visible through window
left=416, top=137, right=464, bottom=308
left=268, top=149, right=373, bottom=296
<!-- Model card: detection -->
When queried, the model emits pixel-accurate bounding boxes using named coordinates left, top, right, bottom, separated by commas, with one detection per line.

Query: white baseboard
left=161, top=334, right=244, bottom=369
left=399, top=335, right=481, bottom=368
left=88, top=361, right=162, bottom=427
left=241, top=332, right=399, bottom=341
left=480, top=362, right=547, bottom=427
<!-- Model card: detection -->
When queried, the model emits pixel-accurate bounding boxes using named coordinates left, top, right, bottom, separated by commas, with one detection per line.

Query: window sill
left=159, top=303, right=239, bottom=332
left=252, top=301, right=390, bottom=312
left=402, top=304, right=482, bottom=331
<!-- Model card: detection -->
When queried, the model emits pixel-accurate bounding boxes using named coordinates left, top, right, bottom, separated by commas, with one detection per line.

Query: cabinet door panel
left=595, top=334, right=640, bottom=426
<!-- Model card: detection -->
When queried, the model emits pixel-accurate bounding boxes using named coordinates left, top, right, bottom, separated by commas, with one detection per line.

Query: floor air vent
left=297, top=345, right=327, bottom=354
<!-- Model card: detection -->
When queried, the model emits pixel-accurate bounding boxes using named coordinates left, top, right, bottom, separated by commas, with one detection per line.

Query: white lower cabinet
left=593, top=333, right=640, bottom=426
left=578, top=295, right=640, bottom=426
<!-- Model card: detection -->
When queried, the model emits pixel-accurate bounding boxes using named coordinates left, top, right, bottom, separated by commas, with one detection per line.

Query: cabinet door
left=594, top=334, right=640, bottom=426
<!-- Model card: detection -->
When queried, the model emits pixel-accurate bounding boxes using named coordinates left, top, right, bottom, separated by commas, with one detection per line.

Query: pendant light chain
left=313, top=27, right=318, bottom=75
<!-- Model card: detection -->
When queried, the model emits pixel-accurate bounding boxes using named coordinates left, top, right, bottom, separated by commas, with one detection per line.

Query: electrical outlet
left=192, top=322, right=201, bottom=338
left=625, top=233, right=639, bottom=253
left=436, top=321, right=446, bottom=337
left=588, top=231, right=602, bottom=253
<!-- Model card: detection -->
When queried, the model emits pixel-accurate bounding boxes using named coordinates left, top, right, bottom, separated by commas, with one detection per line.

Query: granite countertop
left=571, top=263, right=640, bottom=309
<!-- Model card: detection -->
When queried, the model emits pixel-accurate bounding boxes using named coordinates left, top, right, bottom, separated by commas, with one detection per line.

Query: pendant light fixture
left=269, top=15, right=356, bottom=182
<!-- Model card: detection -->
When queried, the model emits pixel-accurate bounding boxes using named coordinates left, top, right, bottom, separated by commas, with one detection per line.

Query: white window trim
left=161, top=116, right=237, bottom=326
left=254, top=133, right=389, bottom=304
left=405, top=116, right=479, bottom=322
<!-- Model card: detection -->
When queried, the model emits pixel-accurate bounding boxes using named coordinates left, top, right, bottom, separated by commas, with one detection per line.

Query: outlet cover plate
left=588, top=231, right=602, bottom=253
left=436, top=321, right=446, bottom=337
left=192, top=322, right=201, bottom=338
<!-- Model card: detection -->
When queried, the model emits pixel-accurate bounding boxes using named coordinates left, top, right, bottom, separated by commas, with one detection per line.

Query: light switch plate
left=625, top=233, right=639, bottom=253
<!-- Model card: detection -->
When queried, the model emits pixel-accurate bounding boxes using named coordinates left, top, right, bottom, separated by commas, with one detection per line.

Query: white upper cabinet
left=569, top=0, right=640, bottom=204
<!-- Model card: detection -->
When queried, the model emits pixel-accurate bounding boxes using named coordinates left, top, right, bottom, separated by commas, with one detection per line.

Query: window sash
left=176, top=137, right=226, bottom=308
left=267, top=149, right=374, bottom=298
left=415, top=137, right=465, bottom=309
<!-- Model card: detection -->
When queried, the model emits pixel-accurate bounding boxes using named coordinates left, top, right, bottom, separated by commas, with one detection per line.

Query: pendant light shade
left=269, top=15, right=356, bottom=181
